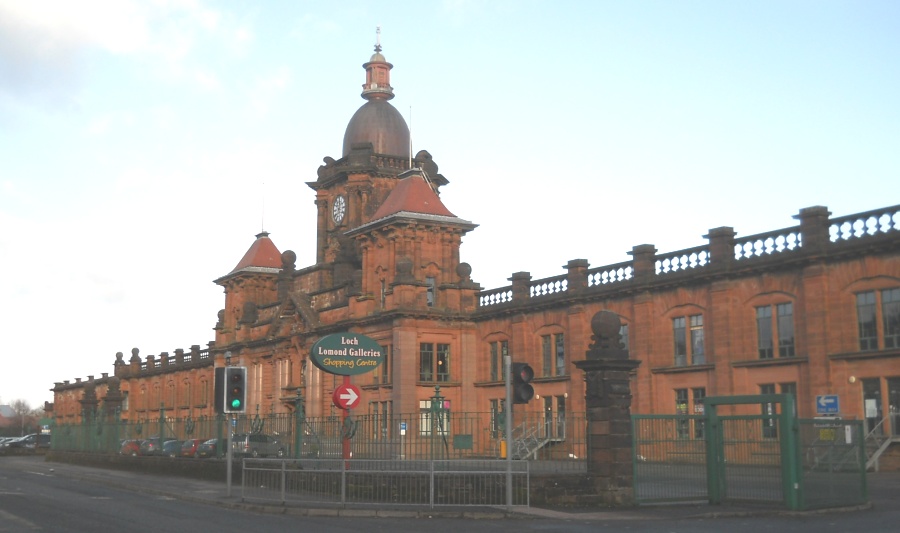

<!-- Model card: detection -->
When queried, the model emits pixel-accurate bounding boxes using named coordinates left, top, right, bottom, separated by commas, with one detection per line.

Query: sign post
left=310, top=332, right=385, bottom=466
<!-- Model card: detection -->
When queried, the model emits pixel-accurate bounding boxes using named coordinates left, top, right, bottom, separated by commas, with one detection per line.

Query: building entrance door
left=862, top=378, right=884, bottom=436
left=887, top=377, right=900, bottom=437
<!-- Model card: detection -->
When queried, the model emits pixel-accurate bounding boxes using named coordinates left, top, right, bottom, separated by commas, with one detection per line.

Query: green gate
left=634, top=394, right=867, bottom=510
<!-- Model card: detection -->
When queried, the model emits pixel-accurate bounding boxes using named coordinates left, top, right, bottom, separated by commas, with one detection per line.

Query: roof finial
left=375, top=26, right=382, bottom=53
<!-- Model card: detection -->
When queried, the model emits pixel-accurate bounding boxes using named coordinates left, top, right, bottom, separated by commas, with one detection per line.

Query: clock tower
left=307, top=35, right=448, bottom=285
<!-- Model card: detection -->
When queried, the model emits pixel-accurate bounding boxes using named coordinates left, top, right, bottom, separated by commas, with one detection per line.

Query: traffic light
left=511, top=362, right=534, bottom=404
left=214, top=367, right=225, bottom=414
left=224, top=366, right=247, bottom=413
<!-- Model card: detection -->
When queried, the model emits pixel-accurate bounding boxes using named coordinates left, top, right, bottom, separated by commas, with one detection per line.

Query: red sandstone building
left=52, top=43, right=900, bottom=448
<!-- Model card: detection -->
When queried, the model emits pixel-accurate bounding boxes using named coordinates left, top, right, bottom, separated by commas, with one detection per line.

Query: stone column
left=509, top=271, right=532, bottom=302
left=101, top=376, right=126, bottom=450
left=573, top=310, right=642, bottom=506
left=102, top=377, right=125, bottom=420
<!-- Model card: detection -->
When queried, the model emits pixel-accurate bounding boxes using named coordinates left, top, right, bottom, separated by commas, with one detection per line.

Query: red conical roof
left=371, top=171, right=455, bottom=220
left=230, top=231, right=282, bottom=274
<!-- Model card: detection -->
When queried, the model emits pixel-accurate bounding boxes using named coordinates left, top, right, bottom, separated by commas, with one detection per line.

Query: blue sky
left=1, top=0, right=897, bottom=409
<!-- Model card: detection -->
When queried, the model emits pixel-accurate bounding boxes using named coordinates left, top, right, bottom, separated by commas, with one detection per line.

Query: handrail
left=864, top=417, right=894, bottom=471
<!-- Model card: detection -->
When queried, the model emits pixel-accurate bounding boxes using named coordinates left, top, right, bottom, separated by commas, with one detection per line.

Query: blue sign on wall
left=816, top=395, right=840, bottom=414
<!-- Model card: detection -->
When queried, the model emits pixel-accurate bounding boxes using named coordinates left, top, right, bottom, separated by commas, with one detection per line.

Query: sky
left=1, top=0, right=898, bottom=410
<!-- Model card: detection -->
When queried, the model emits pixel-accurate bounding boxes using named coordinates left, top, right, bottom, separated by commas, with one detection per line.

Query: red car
left=119, top=439, right=143, bottom=456
left=180, top=438, right=206, bottom=458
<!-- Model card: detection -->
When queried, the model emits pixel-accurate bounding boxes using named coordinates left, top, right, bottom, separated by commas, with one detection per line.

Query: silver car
left=231, top=433, right=285, bottom=458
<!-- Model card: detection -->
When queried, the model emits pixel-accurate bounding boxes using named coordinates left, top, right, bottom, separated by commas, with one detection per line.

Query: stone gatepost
left=102, top=376, right=125, bottom=421
left=573, top=310, right=641, bottom=506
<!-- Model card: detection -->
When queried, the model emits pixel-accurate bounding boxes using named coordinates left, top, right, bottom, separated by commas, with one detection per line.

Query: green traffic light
left=231, top=399, right=242, bottom=409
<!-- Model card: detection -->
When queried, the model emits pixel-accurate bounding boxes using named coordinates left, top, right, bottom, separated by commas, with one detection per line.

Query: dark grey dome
left=342, top=99, right=410, bottom=158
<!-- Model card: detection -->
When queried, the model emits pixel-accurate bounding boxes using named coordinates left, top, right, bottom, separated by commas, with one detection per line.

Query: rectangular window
left=369, top=401, right=380, bottom=438
left=857, top=291, right=878, bottom=350
left=555, top=333, right=566, bottom=376
left=426, top=277, right=436, bottom=307
left=760, top=383, right=777, bottom=439
left=690, top=315, right=705, bottom=364
left=489, top=340, right=508, bottom=382
left=381, top=401, right=391, bottom=439
left=776, top=303, right=795, bottom=356
left=419, top=399, right=450, bottom=436
left=673, top=317, right=687, bottom=366
left=756, top=306, right=774, bottom=359
left=692, top=388, right=706, bottom=439
left=541, top=333, right=565, bottom=376
left=674, top=314, right=704, bottom=366
left=420, top=343, right=450, bottom=382
left=556, top=395, right=567, bottom=438
left=619, top=324, right=629, bottom=352
left=490, top=399, right=502, bottom=439
left=542, top=335, right=552, bottom=376
left=884, top=288, right=900, bottom=349
left=419, top=343, right=434, bottom=381
left=675, top=388, right=689, bottom=439
left=780, top=382, right=797, bottom=415
left=436, top=344, right=450, bottom=382
left=375, top=344, right=391, bottom=384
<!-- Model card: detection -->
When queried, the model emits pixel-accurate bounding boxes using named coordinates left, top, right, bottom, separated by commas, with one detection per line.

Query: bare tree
left=11, top=399, right=32, bottom=437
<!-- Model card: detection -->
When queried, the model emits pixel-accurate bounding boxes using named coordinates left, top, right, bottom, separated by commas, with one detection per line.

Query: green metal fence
left=51, top=408, right=586, bottom=471
left=798, top=418, right=867, bottom=509
left=634, top=395, right=868, bottom=510
left=633, top=415, right=709, bottom=503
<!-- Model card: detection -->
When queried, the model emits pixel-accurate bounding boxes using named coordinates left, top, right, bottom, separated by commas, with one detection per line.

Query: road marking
left=0, top=509, right=40, bottom=530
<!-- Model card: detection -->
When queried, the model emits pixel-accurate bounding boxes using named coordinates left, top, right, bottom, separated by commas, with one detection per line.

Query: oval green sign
left=310, top=332, right=385, bottom=376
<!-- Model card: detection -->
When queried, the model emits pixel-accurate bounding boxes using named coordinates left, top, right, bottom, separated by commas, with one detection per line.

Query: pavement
left=23, top=455, right=894, bottom=521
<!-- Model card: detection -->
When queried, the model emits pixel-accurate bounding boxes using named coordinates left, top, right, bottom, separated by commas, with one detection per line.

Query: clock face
left=332, top=195, right=346, bottom=224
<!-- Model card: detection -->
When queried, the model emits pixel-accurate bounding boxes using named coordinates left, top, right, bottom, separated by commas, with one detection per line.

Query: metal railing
left=633, top=411, right=868, bottom=510
left=51, top=410, right=586, bottom=472
left=240, top=458, right=529, bottom=508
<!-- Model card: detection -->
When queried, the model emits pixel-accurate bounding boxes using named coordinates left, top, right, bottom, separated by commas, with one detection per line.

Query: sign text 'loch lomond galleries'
left=310, top=332, right=385, bottom=376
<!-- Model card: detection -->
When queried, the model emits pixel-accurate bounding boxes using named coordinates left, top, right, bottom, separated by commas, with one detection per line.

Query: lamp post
left=293, top=388, right=305, bottom=459
left=430, top=386, right=446, bottom=460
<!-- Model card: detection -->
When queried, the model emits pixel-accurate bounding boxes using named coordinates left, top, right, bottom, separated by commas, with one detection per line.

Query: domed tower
left=342, top=28, right=410, bottom=158
left=308, top=30, right=448, bottom=277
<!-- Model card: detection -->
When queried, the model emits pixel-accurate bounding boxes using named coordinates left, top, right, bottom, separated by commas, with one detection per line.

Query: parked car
left=119, top=439, right=143, bottom=456
left=0, top=436, right=24, bottom=450
left=162, top=439, right=183, bottom=458
left=30, top=434, right=51, bottom=449
left=139, top=437, right=179, bottom=456
left=232, top=433, right=285, bottom=458
left=195, top=438, right=219, bottom=458
left=180, top=438, right=206, bottom=458
left=5, top=434, right=49, bottom=449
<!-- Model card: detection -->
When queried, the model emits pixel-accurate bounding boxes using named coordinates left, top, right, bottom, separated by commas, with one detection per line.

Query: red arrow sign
left=332, top=383, right=361, bottom=410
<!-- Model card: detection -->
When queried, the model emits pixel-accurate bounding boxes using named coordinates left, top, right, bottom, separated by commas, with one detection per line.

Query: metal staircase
left=510, top=423, right=550, bottom=460
left=864, top=418, right=900, bottom=471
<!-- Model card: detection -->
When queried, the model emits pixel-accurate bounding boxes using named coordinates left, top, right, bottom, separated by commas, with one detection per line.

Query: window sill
left=533, top=375, right=570, bottom=383
left=361, top=383, right=393, bottom=391
left=731, top=356, right=808, bottom=368
left=651, top=363, right=715, bottom=374
left=829, top=348, right=900, bottom=361
left=416, top=381, right=461, bottom=388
